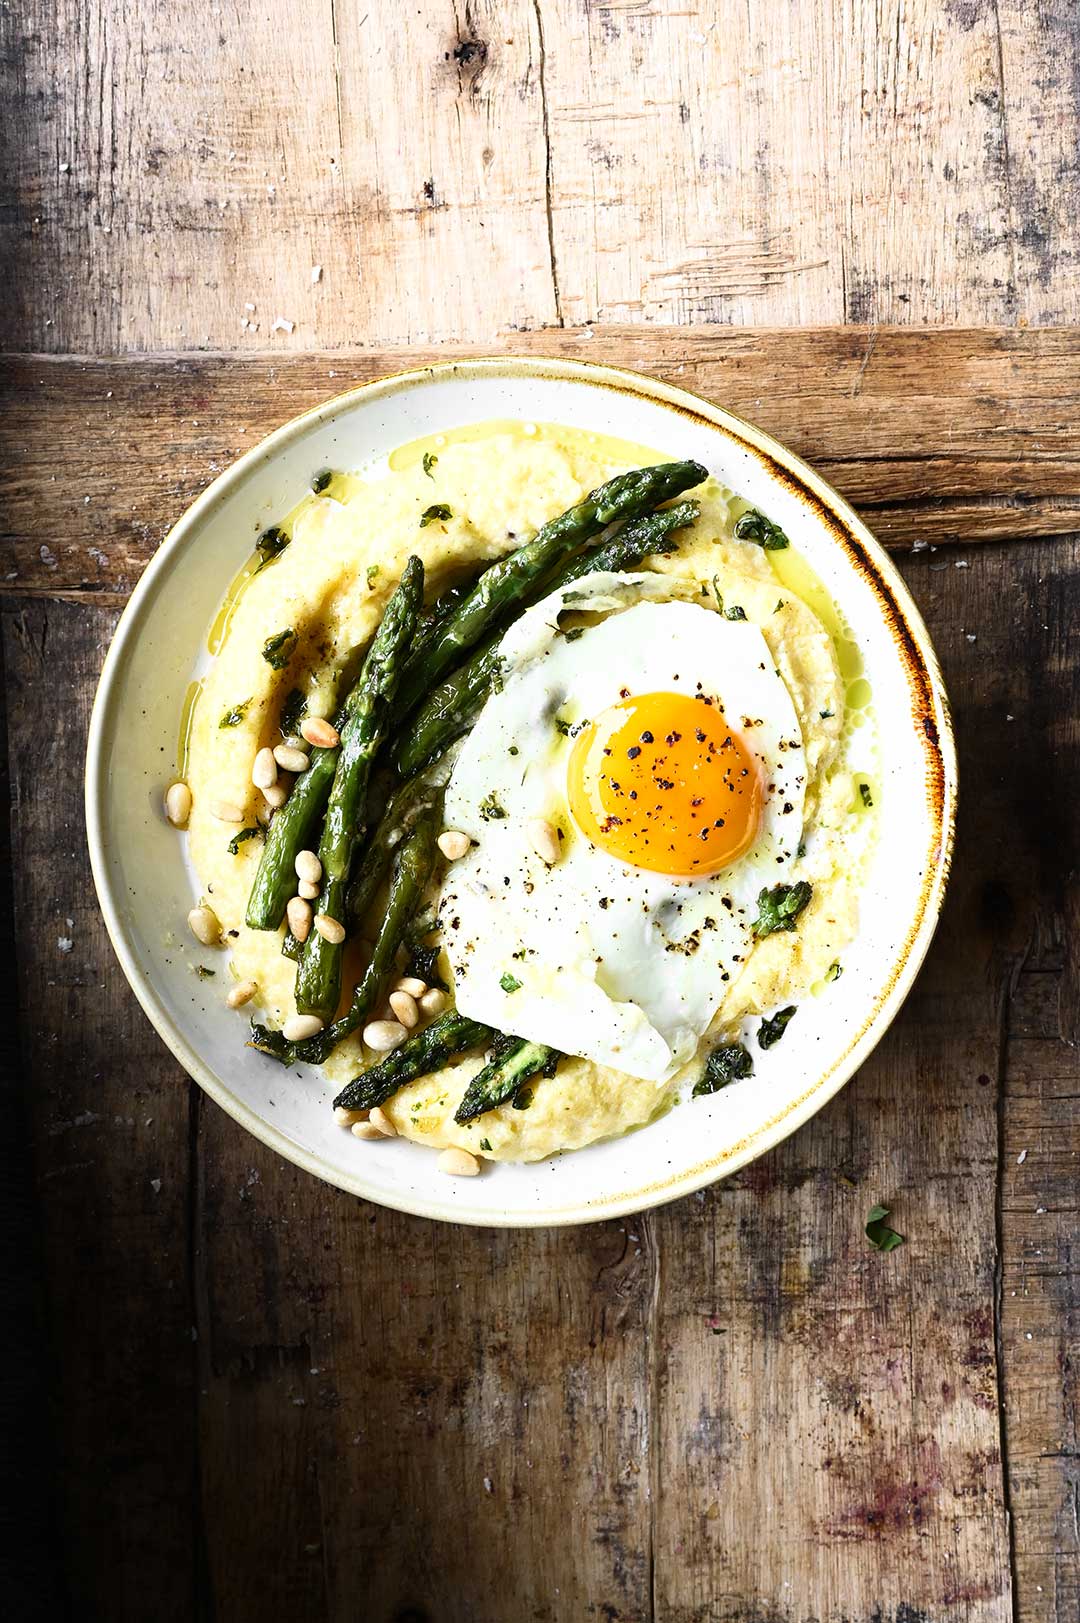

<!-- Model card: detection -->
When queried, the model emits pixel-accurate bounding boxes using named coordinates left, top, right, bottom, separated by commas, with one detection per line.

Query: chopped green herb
left=564, top=626, right=585, bottom=642
left=479, top=791, right=506, bottom=821
left=796, top=840, right=807, bottom=858
left=734, top=507, right=790, bottom=551
left=227, top=825, right=263, bottom=856
left=554, top=716, right=572, bottom=736
left=859, top=782, right=874, bottom=808
left=193, top=965, right=216, bottom=980
left=711, top=576, right=724, bottom=613
left=279, top=687, right=307, bottom=738
left=255, top=526, right=289, bottom=570
left=775, top=599, right=785, bottom=612
left=865, top=1204, right=905, bottom=1253
left=825, top=961, right=843, bottom=983
left=693, top=1041, right=753, bottom=1097
left=422, top=451, right=438, bottom=478
left=490, top=658, right=505, bottom=696
left=479, top=1137, right=492, bottom=1152
left=512, top=1086, right=533, bottom=1111
left=420, top=503, right=453, bottom=528
left=219, top=698, right=252, bottom=729
left=311, top=467, right=334, bottom=494
left=366, top=564, right=380, bottom=587
left=752, top=881, right=812, bottom=939
left=726, top=604, right=747, bottom=622
left=508, top=744, right=519, bottom=756
left=261, top=628, right=297, bottom=670
left=820, top=708, right=834, bottom=720
left=758, top=1005, right=796, bottom=1049
left=499, top=972, right=523, bottom=994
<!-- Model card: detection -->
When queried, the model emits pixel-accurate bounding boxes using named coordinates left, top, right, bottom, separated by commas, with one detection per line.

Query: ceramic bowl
left=86, top=358, right=955, bottom=1225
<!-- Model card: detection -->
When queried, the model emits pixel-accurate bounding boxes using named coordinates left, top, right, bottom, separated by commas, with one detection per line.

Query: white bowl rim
left=85, top=354, right=957, bottom=1227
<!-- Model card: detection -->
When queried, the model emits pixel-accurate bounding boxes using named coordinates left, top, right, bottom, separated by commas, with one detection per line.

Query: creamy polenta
left=183, top=422, right=872, bottom=1163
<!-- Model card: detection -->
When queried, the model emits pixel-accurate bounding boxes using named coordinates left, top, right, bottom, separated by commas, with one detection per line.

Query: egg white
left=439, top=573, right=806, bottom=1082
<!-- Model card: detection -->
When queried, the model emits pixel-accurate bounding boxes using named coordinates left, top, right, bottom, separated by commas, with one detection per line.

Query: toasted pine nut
left=295, top=849, right=322, bottom=885
left=226, top=979, right=257, bottom=1009
left=528, top=817, right=560, bottom=865
left=363, top=1019, right=407, bottom=1053
left=274, top=744, right=310, bottom=773
left=438, top=1147, right=480, bottom=1177
left=286, top=896, right=313, bottom=942
left=297, top=878, right=319, bottom=901
left=165, top=781, right=192, bottom=827
left=210, top=798, right=245, bottom=824
left=351, top=1120, right=384, bottom=1140
left=252, top=747, right=278, bottom=790
left=437, top=829, right=471, bottom=861
left=314, top=913, right=346, bottom=945
left=419, top=987, right=446, bottom=1017
left=187, top=905, right=220, bottom=946
left=282, top=1012, right=324, bottom=1041
left=300, top=716, right=340, bottom=749
left=389, top=989, right=419, bottom=1028
left=392, top=976, right=427, bottom=998
left=334, top=1105, right=368, bottom=1126
left=369, top=1106, right=397, bottom=1138
left=262, top=781, right=289, bottom=810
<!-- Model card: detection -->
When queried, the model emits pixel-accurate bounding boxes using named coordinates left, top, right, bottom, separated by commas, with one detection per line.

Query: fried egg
left=439, top=573, right=806, bottom=1082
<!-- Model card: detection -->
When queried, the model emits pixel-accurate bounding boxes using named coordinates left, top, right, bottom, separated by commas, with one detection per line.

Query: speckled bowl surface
left=86, top=358, right=955, bottom=1226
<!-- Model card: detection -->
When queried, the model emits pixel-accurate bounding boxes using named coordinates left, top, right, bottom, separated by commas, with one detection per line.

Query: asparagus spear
left=454, top=1038, right=559, bottom=1123
left=251, top=807, right=440, bottom=1067
left=395, top=498, right=699, bottom=778
left=332, top=1010, right=491, bottom=1112
left=392, top=461, right=708, bottom=718
left=345, top=771, right=448, bottom=932
left=294, top=557, right=424, bottom=1019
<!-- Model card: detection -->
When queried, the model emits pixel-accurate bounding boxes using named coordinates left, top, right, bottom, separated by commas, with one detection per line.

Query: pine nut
left=334, top=1105, right=368, bottom=1126
left=389, top=989, right=419, bottom=1028
left=286, top=896, right=313, bottom=942
left=351, top=1120, right=384, bottom=1140
left=262, top=780, right=289, bottom=809
left=369, top=1106, right=397, bottom=1138
left=295, top=849, right=322, bottom=885
left=419, top=987, right=446, bottom=1017
left=282, top=1012, right=324, bottom=1041
left=187, top=905, right=220, bottom=946
left=528, top=817, right=560, bottom=865
left=281, top=734, right=305, bottom=751
left=300, top=716, right=340, bottom=749
left=363, top=1019, right=407, bottom=1053
left=274, top=744, right=310, bottom=773
left=392, top=976, right=428, bottom=999
left=210, top=798, right=245, bottom=824
left=255, top=800, right=274, bottom=826
left=297, top=878, right=319, bottom=900
left=438, top=1147, right=480, bottom=1177
left=437, top=829, right=471, bottom=861
left=226, top=979, right=257, bottom=1009
left=251, top=747, right=278, bottom=790
left=165, top=781, right=192, bottom=827
left=314, top=913, right=346, bottom=944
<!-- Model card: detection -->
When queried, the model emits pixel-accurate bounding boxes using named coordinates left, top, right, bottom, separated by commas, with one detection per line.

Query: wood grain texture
left=3, top=337, right=1078, bottom=1618
left=4, top=327, right=1080, bottom=603
left=3, top=3, right=1080, bottom=351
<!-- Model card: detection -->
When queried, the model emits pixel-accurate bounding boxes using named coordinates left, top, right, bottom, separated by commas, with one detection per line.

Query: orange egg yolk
left=566, top=691, right=763, bottom=878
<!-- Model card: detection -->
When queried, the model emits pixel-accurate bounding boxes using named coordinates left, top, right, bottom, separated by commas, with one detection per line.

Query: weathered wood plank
left=3, top=600, right=200, bottom=1620
left=3, top=328, right=1080, bottom=601
left=3, top=3, right=1080, bottom=352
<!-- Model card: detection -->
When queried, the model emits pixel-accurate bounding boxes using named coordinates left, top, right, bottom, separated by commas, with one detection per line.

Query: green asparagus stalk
left=332, top=1010, right=491, bottom=1112
left=395, top=498, right=699, bottom=778
left=392, top=461, right=707, bottom=719
left=294, top=557, right=424, bottom=1018
left=253, top=807, right=440, bottom=1067
left=345, top=771, right=448, bottom=932
left=454, top=1038, right=559, bottom=1123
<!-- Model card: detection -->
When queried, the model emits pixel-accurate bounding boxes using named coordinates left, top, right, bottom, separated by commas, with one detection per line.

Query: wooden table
left=3, top=4, right=1079, bottom=1620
